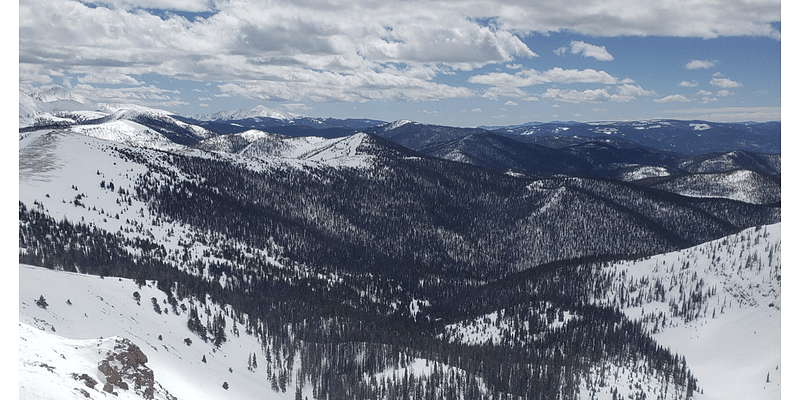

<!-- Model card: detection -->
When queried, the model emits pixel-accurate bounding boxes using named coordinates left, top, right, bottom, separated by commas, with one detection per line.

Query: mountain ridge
left=18, top=89, right=782, bottom=400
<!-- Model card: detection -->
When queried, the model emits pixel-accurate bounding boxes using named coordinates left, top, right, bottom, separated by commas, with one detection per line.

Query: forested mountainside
left=19, top=103, right=780, bottom=399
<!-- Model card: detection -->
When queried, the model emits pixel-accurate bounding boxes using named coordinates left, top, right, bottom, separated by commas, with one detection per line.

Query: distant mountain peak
left=30, top=85, right=88, bottom=104
left=196, top=105, right=300, bottom=121
left=385, top=119, right=415, bottom=130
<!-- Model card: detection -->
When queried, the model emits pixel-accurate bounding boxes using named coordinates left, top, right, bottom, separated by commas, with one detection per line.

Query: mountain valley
left=19, top=94, right=781, bottom=400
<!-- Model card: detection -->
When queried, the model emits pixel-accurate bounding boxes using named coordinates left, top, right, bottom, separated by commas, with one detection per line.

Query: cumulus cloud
left=20, top=0, right=538, bottom=105
left=710, top=76, right=742, bottom=88
left=504, top=100, right=518, bottom=106
left=655, top=94, right=691, bottom=103
left=680, top=80, right=698, bottom=87
left=19, top=0, right=778, bottom=109
left=555, top=41, right=614, bottom=61
left=686, top=59, right=717, bottom=69
left=470, top=67, right=623, bottom=100
left=469, top=67, right=619, bottom=87
left=542, top=84, right=655, bottom=103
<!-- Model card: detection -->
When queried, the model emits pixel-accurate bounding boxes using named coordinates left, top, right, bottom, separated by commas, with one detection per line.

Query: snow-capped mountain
left=19, top=88, right=103, bottom=128
left=195, top=105, right=299, bottom=121
left=18, top=96, right=781, bottom=400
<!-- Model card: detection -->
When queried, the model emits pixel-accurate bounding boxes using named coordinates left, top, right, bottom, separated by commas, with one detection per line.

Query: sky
left=18, top=0, right=783, bottom=127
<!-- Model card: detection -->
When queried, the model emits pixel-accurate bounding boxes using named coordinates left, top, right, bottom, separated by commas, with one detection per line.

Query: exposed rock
left=96, top=337, right=176, bottom=400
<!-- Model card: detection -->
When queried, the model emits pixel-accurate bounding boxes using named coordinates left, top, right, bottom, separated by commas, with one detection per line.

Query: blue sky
left=19, top=0, right=782, bottom=126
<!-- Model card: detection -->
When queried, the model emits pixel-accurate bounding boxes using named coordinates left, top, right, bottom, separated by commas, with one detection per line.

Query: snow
left=620, top=165, right=671, bottom=181
left=655, top=169, right=777, bottom=204
left=600, top=223, right=782, bottom=399
left=72, top=120, right=185, bottom=152
left=436, top=223, right=781, bottom=399
left=19, top=264, right=304, bottom=400
left=385, top=119, right=413, bottom=130
left=196, top=105, right=297, bottom=121
left=593, top=127, right=618, bottom=135
left=691, top=123, right=712, bottom=131
left=239, top=131, right=375, bottom=169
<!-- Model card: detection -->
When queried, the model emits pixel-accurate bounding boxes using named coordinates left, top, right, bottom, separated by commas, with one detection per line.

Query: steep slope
left=19, top=118, right=781, bottom=400
left=19, top=322, right=178, bottom=400
left=598, top=223, right=782, bottom=399
left=19, top=265, right=303, bottom=400
left=649, top=169, right=781, bottom=204
left=435, top=223, right=781, bottom=399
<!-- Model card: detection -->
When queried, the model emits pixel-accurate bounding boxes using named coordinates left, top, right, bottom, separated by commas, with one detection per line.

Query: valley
left=19, top=96, right=781, bottom=400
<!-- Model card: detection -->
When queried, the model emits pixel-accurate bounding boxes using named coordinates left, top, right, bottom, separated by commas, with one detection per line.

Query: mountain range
left=19, top=88, right=781, bottom=399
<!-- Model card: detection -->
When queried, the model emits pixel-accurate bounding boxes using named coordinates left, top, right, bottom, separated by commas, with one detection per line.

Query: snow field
left=19, top=264, right=305, bottom=400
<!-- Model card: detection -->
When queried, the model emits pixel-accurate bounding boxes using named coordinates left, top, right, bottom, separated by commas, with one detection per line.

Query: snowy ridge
left=19, top=265, right=305, bottom=400
left=619, top=165, right=672, bottom=181
left=384, top=119, right=414, bottom=130
left=71, top=120, right=185, bottom=152
left=239, top=132, right=375, bottom=168
left=597, top=223, right=781, bottom=399
left=653, top=169, right=781, bottom=204
left=196, top=105, right=298, bottom=121
left=196, top=129, right=281, bottom=154
left=434, top=223, right=780, bottom=400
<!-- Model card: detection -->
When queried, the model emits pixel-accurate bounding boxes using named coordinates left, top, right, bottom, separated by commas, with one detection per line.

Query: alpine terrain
left=19, top=89, right=781, bottom=400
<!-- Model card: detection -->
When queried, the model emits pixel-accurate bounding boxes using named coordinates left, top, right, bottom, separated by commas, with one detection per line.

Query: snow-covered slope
left=19, top=264, right=305, bottom=400
left=599, top=223, right=781, bottom=399
left=200, top=130, right=377, bottom=168
left=438, top=223, right=781, bottom=400
left=71, top=120, right=186, bottom=152
left=195, top=105, right=297, bottom=121
left=652, top=169, right=781, bottom=204
left=19, top=322, right=177, bottom=400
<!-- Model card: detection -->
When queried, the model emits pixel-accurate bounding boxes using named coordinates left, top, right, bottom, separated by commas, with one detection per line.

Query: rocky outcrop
left=97, top=338, right=176, bottom=400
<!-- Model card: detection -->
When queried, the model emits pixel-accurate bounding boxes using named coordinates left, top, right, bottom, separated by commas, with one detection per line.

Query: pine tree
left=36, top=295, right=48, bottom=310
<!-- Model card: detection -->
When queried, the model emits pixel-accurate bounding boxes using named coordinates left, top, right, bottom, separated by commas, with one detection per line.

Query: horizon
left=22, top=85, right=782, bottom=129
left=20, top=1, right=781, bottom=126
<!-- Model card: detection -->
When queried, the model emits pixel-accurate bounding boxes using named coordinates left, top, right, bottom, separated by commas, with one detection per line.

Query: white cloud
left=686, top=59, right=717, bottom=69
left=543, top=84, right=654, bottom=103
left=487, top=0, right=780, bottom=39
left=19, top=0, right=778, bottom=110
left=480, top=86, right=530, bottom=100
left=616, top=84, right=656, bottom=97
left=567, top=41, right=614, bottom=61
left=79, top=0, right=210, bottom=12
left=77, top=72, right=141, bottom=86
left=716, top=89, right=733, bottom=97
left=663, top=106, right=780, bottom=122
left=469, top=67, right=619, bottom=87
left=543, top=88, right=615, bottom=103
left=697, top=90, right=714, bottom=96
left=710, top=76, right=742, bottom=88
left=680, top=80, right=698, bottom=87
left=655, top=94, right=691, bottom=103
left=504, top=100, right=518, bottom=106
